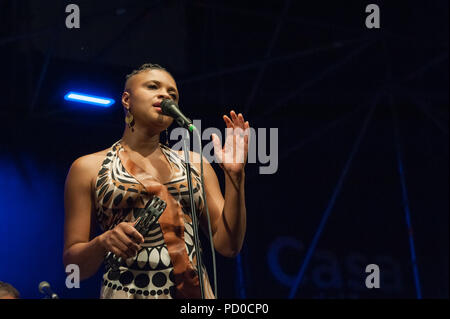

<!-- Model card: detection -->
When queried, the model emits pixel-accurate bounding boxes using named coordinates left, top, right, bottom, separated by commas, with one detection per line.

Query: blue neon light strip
left=64, top=91, right=115, bottom=107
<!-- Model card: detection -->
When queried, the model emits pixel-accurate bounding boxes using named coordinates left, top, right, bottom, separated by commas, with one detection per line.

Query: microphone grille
left=160, top=98, right=171, bottom=107
left=160, top=99, right=178, bottom=116
left=38, top=281, right=50, bottom=293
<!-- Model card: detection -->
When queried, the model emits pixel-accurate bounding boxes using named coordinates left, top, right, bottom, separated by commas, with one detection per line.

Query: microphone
left=160, top=99, right=195, bottom=132
left=38, top=281, right=59, bottom=299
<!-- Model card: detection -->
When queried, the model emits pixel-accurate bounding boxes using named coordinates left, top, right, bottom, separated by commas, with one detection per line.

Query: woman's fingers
left=113, top=230, right=140, bottom=256
left=109, top=238, right=134, bottom=260
left=223, top=115, right=233, bottom=128
left=212, top=134, right=223, bottom=163
left=228, top=110, right=246, bottom=129
left=104, top=222, right=143, bottom=259
left=125, top=222, right=144, bottom=243
left=237, top=113, right=245, bottom=128
left=109, top=244, right=128, bottom=261
left=110, top=236, right=128, bottom=253
left=224, top=110, right=250, bottom=141
left=244, top=121, right=250, bottom=145
left=230, top=111, right=241, bottom=128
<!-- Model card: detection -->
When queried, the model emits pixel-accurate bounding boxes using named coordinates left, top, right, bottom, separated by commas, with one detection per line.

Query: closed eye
left=146, top=83, right=178, bottom=100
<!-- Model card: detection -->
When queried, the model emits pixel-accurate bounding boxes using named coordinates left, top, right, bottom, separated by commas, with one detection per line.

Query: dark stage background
left=0, top=0, right=448, bottom=299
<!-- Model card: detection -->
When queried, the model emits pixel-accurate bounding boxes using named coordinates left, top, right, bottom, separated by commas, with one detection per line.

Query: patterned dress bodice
left=94, top=140, right=214, bottom=299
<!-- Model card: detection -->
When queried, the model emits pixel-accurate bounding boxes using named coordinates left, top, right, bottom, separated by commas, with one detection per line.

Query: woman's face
left=122, top=69, right=178, bottom=131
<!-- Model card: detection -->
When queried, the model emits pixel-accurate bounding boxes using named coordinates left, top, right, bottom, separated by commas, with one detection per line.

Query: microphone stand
left=182, top=128, right=205, bottom=299
left=161, top=99, right=216, bottom=298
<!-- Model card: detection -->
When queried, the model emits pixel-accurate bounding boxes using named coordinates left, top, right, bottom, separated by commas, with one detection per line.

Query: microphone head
left=160, top=99, right=193, bottom=130
left=160, top=99, right=179, bottom=117
left=38, top=281, right=50, bottom=293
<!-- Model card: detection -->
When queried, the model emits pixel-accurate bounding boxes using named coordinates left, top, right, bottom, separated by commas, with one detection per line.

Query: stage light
left=64, top=91, right=115, bottom=107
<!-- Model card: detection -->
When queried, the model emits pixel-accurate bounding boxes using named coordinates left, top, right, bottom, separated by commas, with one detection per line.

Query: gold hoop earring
left=125, top=109, right=135, bottom=132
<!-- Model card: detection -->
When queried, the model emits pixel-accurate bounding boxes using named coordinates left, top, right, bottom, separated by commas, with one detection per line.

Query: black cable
left=193, top=127, right=218, bottom=298
left=182, top=133, right=205, bottom=298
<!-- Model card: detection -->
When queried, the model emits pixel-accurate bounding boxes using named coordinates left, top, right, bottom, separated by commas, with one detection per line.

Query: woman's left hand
left=212, top=110, right=250, bottom=177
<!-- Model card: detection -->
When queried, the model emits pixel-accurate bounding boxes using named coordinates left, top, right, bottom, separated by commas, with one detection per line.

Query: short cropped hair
left=0, top=281, right=20, bottom=299
left=125, top=63, right=171, bottom=81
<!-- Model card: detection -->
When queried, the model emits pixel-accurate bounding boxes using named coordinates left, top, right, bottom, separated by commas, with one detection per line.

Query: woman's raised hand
left=212, top=110, right=250, bottom=177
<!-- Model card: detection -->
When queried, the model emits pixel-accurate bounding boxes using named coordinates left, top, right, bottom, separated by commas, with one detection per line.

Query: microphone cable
left=193, top=127, right=218, bottom=298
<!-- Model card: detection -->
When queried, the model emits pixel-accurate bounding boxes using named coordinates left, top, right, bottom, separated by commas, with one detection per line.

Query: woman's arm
left=199, top=160, right=246, bottom=258
left=193, top=111, right=249, bottom=258
left=63, top=156, right=144, bottom=280
left=63, top=156, right=107, bottom=280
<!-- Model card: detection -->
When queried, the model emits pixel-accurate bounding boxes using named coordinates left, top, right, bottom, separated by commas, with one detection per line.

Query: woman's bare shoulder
left=67, top=148, right=111, bottom=183
left=73, top=148, right=110, bottom=167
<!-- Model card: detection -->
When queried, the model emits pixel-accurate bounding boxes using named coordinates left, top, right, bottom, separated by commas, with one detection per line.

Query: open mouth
left=153, top=101, right=162, bottom=112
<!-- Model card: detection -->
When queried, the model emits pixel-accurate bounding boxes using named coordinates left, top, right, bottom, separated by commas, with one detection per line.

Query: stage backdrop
left=0, top=0, right=448, bottom=299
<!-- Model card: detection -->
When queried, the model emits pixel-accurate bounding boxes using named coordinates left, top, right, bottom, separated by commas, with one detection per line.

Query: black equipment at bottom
left=38, top=281, right=59, bottom=299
